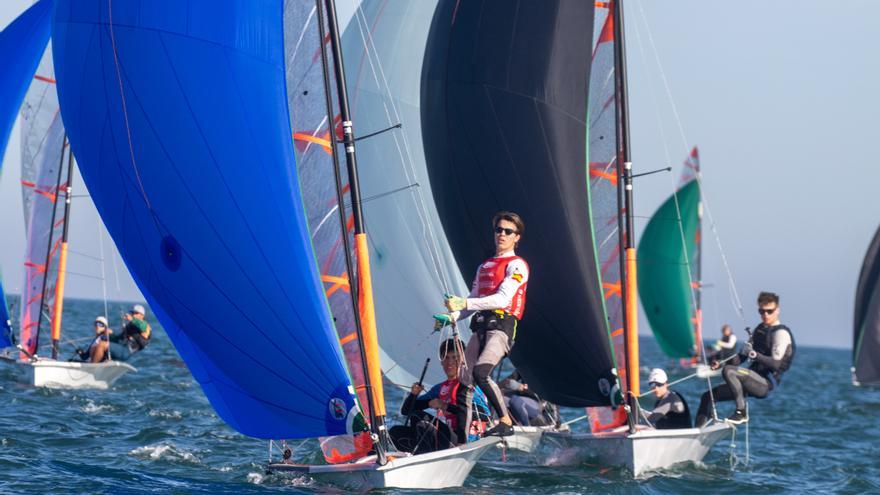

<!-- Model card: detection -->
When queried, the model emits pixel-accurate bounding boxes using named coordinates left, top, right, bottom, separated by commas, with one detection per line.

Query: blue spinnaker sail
left=53, top=0, right=356, bottom=439
left=0, top=0, right=53, bottom=349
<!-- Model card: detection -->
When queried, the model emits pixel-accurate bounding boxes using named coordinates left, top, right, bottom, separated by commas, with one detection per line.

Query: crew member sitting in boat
left=500, top=371, right=559, bottom=427
left=695, top=292, right=795, bottom=426
left=434, top=211, right=529, bottom=437
left=705, top=324, right=737, bottom=362
left=390, top=339, right=490, bottom=453
left=109, top=304, right=152, bottom=361
left=644, top=368, right=692, bottom=429
left=77, top=316, right=113, bottom=363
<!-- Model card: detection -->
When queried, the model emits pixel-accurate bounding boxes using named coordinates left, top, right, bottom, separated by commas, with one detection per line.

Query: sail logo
left=329, top=398, right=347, bottom=421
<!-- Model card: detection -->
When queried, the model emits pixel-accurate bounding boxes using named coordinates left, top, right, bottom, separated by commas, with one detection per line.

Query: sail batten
left=53, top=0, right=357, bottom=439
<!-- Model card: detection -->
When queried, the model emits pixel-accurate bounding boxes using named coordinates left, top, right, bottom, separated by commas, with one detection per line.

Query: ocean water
left=0, top=297, right=877, bottom=494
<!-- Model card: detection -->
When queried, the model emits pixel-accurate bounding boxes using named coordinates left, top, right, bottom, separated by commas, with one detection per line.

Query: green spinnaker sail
left=637, top=178, right=700, bottom=359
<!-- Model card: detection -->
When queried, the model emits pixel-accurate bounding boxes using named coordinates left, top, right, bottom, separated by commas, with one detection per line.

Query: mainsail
left=340, top=0, right=469, bottom=387
left=0, top=0, right=54, bottom=350
left=637, top=147, right=702, bottom=359
left=53, top=0, right=358, bottom=439
left=853, top=225, right=880, bottom=385
left=422, top=0, right=620, bottom=407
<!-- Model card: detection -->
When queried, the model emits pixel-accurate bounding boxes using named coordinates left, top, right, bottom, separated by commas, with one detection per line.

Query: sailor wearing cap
left=108, top=303, right=152, bottom=360
left=83, top=316, right=113, bottom=362
left=645, top=368, right=692, bottom=429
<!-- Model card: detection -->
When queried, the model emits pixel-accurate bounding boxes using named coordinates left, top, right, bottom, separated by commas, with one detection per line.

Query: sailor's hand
left=741, top=342, right=754, bottom=357
left=710, top=360, right=720, bottom=370
left=428, top=398, right=447, bottom=411
left=444, top=294, right=467, bottom=312
left=410, top=383, right=424, bottom=396
left=433, top=313, right=455, bottom=329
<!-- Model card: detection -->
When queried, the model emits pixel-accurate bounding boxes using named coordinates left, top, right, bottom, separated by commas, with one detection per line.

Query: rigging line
left=630, top=0, right=672, bottom=166
left=346, top=182, right=420, bottom=206
left=107, top=0, right=159, bottom=226
left=64, top=248, right=104, bottom=262
left=97, top=221, right=109, bottom=320
left=666, top=172, right=721, bottom=408
left=350, top=3, right=452, bottom=294
left=634, top=0, right=745, bottom=322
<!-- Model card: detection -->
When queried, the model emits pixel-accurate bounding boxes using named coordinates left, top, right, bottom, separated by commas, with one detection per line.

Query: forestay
left=421, top=0, right=620, bottom=407
left=53, top=0, right=358, bottom=439
left=340, top=0, right=468, bottom=387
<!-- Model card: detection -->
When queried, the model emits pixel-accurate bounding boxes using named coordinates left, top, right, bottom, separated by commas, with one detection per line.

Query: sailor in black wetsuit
left=695, top=292, right=795, bottom=426
left=645, top=368, right=692, bottom=429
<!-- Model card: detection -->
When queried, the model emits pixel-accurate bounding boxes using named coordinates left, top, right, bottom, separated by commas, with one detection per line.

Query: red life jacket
left=437, top=379, right=487, bottom=438
left=474, top=255, right=528, bottom=319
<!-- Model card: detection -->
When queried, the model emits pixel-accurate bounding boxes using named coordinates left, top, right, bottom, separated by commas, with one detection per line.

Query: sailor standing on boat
left=695, top=292, right=795, bottom=426
left=433, top=211, right=529, bottom=437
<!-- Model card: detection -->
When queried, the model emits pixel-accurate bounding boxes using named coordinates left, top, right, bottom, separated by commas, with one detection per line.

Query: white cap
left=94, top=316, right=109, bottom=326
left=131, top=304, right=146, bottom=315
left=648, top=368, right=668, bottom=385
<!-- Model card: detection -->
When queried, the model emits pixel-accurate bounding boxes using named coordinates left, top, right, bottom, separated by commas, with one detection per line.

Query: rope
left=633, top=0, right=746, bottom=323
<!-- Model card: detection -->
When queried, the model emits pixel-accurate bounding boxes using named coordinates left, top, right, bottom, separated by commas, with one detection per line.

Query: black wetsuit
left=649, top=390, right=692, bottom=429
left=696, top=324, right=795, bottom=422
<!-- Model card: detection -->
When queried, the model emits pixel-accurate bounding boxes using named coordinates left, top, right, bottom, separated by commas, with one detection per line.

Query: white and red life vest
left=474, top=255, right=529, bottom=319
left=437, top=378, right=487, bottom=437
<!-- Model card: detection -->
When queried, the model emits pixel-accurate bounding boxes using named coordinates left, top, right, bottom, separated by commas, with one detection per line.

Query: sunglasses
left=494, top=227, right=518, bottom=236
left=95, top=323, right=106, bottom=328
left=758, top=307, right=777, bottom=315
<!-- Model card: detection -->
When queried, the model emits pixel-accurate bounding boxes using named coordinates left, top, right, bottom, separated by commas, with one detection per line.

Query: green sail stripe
left=637, top=179, right=700, bottom=358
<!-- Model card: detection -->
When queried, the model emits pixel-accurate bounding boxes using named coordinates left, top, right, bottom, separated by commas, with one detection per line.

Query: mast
left=33, top=135, right=68, bottom=358
left=320, top=0, right=391, bottom=460
left=613, top=0, right=640, bottom=429
left=49, top=143, right=74, bottom=359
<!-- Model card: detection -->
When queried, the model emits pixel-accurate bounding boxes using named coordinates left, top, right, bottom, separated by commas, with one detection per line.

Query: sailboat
left=638, top=147, right=719, bottom=378
left=0, top=0, right=135, bottom=389
left=51, top=0, right=497, bottom=489
left=422, top=0, right=732, bottom=475
left=853, top=225, right=880, bottom=386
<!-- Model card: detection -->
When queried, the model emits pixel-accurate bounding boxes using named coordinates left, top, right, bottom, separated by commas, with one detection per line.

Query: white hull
left=1, top=355, right=136, bottom=389
left=544, top=422, right=733, bottom=476
left=504, top=424, right=565, bottom=453
left=267, top=436, right=500, bottom=490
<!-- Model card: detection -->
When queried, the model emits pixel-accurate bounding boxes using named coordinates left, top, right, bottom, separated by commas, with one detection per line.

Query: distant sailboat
left=0, top=0, right=135, bottom=389
left=423, top=0, right=732, bottom=475
left=638, top=147, right=709, bottom=371
left=52, top=0, right=497, bottom=489
left=853, top=226, right=880, bottom=386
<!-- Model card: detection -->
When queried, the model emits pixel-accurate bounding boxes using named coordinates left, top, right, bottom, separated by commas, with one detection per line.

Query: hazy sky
left=1, top=1, right=875, bottom=349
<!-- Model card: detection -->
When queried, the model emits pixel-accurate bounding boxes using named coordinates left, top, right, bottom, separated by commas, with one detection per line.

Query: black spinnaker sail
left=854, top=225, right=880, bottom=385
left=421, top=0, right=619, bottom=407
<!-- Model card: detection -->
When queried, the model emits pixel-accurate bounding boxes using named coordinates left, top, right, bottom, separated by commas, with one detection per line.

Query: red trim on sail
left=603, top=282, right=621, bottom=299
left=293, top=132, right=332, bottom=155
left=34, top=74, right=56, bottom=84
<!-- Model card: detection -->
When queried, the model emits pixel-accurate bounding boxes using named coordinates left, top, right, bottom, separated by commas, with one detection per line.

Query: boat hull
left=503, top=424, right=565, bottom=453
left=544, top=422, right=733, bottom=476
left=1, top=355, right=137, bottom=389
left=267, top=436, right=499, bottom=489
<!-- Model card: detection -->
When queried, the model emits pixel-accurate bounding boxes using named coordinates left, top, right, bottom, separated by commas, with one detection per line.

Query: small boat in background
left=0, top=0, right=135, bottom=389
left=853, top=225, right=880, bottom=386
